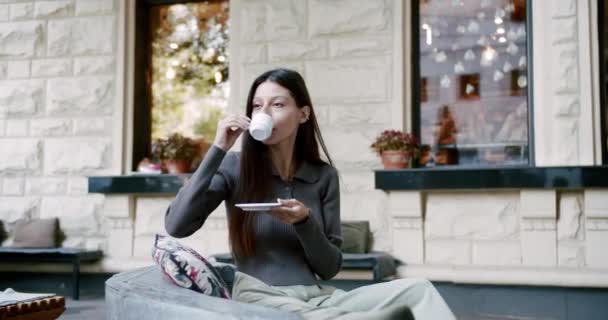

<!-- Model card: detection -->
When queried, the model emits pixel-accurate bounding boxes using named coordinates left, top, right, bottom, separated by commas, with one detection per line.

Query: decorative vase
left=381, top=150, right=409, bottom=169
left=165, top=159, right=192, bottom=174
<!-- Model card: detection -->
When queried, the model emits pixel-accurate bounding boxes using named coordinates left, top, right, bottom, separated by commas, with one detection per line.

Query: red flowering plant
left=370, top=130, right=419, bottom=156
left=370, top=130, right=419, bottom=169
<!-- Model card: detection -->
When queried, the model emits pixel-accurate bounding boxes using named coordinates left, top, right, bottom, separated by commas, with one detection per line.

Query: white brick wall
left=229, top=0, right=396, bottom=255
left=0, top=80, right=44, bottom=116
left=0, top=21, right=44, bottom=57
left=0, top=5, right=8, bottom=22
left=31, top=58, right=71, bottom=77
left=0, top=0, right=117, bottom=251
left=532, top=0, right=598, bottom=165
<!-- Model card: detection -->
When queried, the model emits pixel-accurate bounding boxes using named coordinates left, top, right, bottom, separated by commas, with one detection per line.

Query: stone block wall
left=230, top=0, right=400, bottom=252
left=0, top=0, right=117, bottom=252
left=533, top=0, right=598, bottom=165
left=389, top=190, right=608, bottom=286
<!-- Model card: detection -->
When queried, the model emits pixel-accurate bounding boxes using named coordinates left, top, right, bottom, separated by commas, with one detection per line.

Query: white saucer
left=235, top=202, right=281, bottom=211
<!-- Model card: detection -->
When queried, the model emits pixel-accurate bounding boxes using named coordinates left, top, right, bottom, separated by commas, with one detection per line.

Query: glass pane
left=149, top=1, right=229, bottom=142
left=417, top=0, right=529, bottom=167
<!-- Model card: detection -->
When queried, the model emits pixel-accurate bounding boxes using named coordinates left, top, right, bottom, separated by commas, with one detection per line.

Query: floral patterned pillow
left=152, top=234, right=231, bottom=299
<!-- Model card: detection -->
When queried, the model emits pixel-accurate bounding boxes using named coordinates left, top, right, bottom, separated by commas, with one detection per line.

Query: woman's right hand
left=213, top=114, right=250, bottom=151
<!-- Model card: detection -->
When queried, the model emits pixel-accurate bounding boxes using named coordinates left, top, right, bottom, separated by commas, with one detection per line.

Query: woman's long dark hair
left=229, top=68, right=333, bottom=258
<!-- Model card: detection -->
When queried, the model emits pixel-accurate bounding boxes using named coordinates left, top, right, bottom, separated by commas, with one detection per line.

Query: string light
left=165, top=68, right=176, bottom=79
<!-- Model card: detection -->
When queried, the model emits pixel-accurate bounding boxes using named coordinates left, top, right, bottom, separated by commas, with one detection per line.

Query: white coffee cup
left=249, top=113, right=273, bottom=141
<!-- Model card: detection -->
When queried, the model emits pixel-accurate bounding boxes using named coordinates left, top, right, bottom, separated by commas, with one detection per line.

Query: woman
left=165, top=68, right=456, bottom=320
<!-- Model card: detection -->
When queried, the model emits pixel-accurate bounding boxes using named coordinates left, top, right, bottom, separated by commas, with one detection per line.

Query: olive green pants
left=232, top=272, right=456, bottom=320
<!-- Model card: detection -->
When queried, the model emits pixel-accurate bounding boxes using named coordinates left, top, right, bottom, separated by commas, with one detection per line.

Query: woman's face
left=251, top=81, right=309, bottom=145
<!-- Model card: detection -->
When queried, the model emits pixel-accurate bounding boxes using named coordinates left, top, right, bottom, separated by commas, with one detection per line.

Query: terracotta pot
left=165, top=159, right=192, bottom=174
left=381, top=150, right=409, bottom=169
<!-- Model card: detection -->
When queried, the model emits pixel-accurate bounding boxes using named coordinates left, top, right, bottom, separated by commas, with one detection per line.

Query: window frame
left=599, top=0, right=608, bottom=164
left=410, top=0, right=536, bottom=168
left=132, top=0, right=227, bottom=171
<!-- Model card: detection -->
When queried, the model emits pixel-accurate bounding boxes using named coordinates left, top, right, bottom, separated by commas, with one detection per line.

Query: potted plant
left=151, top=133, right=199, bottom=174
left=370, top=130, right=418, bottom=169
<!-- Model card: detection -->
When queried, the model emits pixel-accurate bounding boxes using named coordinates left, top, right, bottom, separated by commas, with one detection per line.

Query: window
left=133, top=0, right=229, bottom=170
left=600, top=0, right=608, bottom=164
left=413, top=0, right=531, bottom=167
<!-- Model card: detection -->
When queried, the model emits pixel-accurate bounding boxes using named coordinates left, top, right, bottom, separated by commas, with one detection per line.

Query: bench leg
left=72, top=257, right=80, bottom=300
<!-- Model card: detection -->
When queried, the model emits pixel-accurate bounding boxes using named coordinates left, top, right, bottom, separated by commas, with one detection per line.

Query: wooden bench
left=0, top=296, right=65, bottom=320
left=0, top=248, right=103, bottom=300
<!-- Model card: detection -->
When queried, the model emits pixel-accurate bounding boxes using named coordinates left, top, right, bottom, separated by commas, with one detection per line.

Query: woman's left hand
left=269, top=198, right=310, bottom=224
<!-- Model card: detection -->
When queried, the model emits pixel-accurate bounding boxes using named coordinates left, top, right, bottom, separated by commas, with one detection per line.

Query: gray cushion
left=12, top=218, right=60, bottom=248
left=340, top=221, right=372, bottom=254
left=106, top=266, right=302, bottom=320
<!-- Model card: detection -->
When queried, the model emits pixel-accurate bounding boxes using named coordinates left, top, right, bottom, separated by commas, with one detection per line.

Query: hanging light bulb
left=481, top=46, right=497, bottom=66
left=495, top=8, right=506, bottom=18
left=435, top=51, right=447, bottom=63
left=519, top=56, right=527, bottom=67
left=518, top=75, right=528, bottom=88
left=464, top=49, right=476, bottom=61
left=507, top=42, right=519, bottom=55
left=454, top=61, right=465, bottom=73
left=465, top=83, right=475, bottom=95
left=422, top=23, right=433, bottom=45
left=468, top=21, right=480, bottom=33
left=214, top=71, right=223, bottom=83
left=165, top=68, right=176, bottom=79
left=493, top=70, right=504, bottom=82
left=440, top=75, right=451, bottom=88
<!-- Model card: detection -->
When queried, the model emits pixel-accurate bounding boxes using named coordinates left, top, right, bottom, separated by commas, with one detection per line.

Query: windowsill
left=87, top=165, right=608, bottom=194
left=88, top=174, right=191, bottom=194
left=374, top=165, right=608, bottom=190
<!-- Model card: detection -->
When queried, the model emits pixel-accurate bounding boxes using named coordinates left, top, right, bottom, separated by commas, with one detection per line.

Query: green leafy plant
left=151, top=133, right=199, bottom=161
left=370, top=130, right=418, bottom=155
left=150, top=3, right=229, bottom=140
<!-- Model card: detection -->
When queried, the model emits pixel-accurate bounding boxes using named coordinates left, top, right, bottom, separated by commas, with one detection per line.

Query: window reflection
left=149, top=1, right=229, bottom=142
left=418, top=0, right=529, bottom=167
